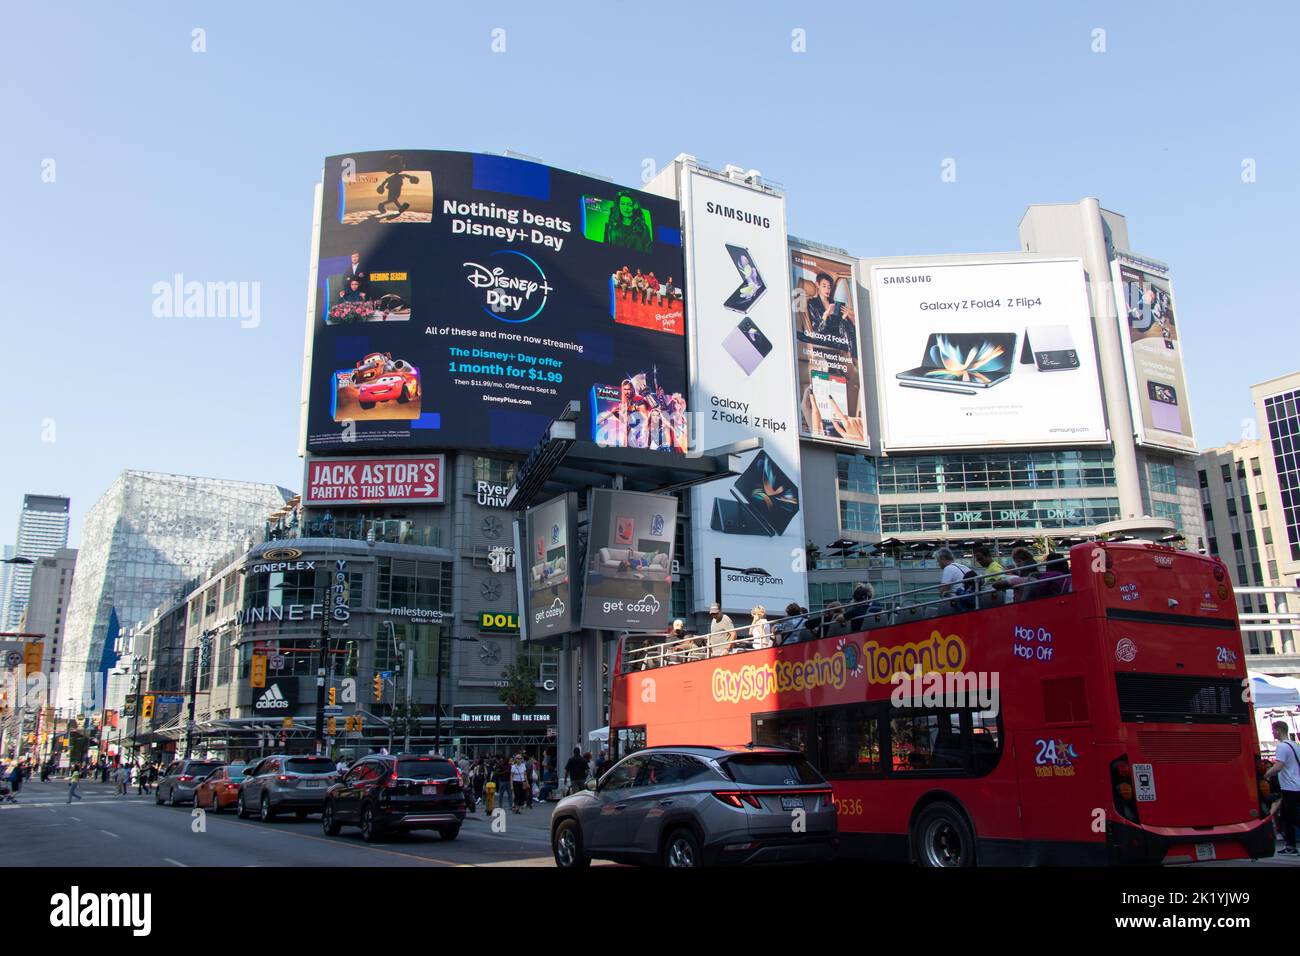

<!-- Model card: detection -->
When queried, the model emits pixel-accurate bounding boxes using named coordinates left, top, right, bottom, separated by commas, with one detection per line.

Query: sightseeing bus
left=609, top=541, right=1275, bottom=866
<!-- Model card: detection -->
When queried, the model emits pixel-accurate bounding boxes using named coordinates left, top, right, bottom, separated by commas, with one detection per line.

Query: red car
left=358, top=369, right=419, bottom=410
left=193, top=764, right=248, bottom=813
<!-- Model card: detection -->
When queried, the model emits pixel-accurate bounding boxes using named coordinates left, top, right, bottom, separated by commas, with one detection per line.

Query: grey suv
left=155, top=759, right=224, bottom=807
left=550, top=746, right=837, bottom=867
left=237, top=755, right=338, bottom=821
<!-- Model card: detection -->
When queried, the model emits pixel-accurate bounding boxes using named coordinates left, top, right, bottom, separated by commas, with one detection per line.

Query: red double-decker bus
left=610, top=542, right=1276, bottom=866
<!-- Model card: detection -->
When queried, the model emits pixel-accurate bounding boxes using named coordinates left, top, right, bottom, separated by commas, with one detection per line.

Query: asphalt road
left=0, top=780, right=559, bottom=867
left=3, top=779, right=1295, bottom=869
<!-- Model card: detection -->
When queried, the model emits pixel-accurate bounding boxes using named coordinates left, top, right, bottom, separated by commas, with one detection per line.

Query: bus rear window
left=1115, top=673, right=1249, bottom=724
left=721, top=755, right=824, bottom=786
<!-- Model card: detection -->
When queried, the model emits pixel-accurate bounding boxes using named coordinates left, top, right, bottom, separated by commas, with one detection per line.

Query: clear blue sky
left=2, top=1, right=1297, bottom=548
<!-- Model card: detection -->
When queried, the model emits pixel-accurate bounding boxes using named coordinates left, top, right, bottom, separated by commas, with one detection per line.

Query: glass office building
left=56, top=472, right=292, bottom=715
left=1, top=495, right=71, bottom=630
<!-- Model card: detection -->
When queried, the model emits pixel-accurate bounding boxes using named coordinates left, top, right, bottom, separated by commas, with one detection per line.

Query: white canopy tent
left=1250, top=672, right=1300, bottom=755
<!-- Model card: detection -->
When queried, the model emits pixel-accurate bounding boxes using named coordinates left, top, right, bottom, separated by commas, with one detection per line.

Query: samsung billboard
left=1110, top=254, right=1197, bottom=454
left=305, top=151, right=689, bottom=455
left=683, top=169, right=807, bottom=614
left=870, top=258, right=1108, bottom=450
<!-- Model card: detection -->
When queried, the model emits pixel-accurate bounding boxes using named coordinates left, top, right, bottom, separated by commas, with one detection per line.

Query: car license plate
left=1194, top=842, right=1216, bottom=862
left=303, top=781, right=323, bottom=789
left=422, top=785, right=438, bottom=795
left=781, top=796, right=804, bottom=811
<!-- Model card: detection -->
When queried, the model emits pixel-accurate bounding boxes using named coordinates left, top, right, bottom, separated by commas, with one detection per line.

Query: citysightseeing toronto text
left=710, top=632, right=970, bottom=704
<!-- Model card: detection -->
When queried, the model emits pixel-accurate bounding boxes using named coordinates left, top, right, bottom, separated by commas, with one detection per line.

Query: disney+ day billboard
left=306, top=151, right=689, bottom=454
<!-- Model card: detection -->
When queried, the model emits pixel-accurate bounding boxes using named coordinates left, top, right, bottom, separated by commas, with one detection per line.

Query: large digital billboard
left=306, top=151, right=689, bottom=454
left=1110, top=254, right=1197, bottom=453
left=684, top=170, right=807, bottom=614
left=521, top=493, right=577, bottom=640
left=870, top=259, right=1108, bottom=450
left=790, top=246, right=869, bottom=448
left=580, top=489, right=677, bottom=632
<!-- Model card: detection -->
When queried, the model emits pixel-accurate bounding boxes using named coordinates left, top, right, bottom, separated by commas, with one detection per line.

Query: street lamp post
left=713, top=557, right=773, bottom=610
left=184, top=631, right=212, bottom=759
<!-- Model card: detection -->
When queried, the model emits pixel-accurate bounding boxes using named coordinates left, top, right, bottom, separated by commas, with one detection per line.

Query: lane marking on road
left=99, top=829, right=119, bottom=838
left=203, top=815, right=456, bottom=866
left=163, top=858, right=189, bottom=867
left=70, top=816, right=80, bottom=822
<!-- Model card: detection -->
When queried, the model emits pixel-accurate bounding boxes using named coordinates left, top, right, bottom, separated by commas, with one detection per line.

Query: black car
left=322, top=754, right=466, bottom=842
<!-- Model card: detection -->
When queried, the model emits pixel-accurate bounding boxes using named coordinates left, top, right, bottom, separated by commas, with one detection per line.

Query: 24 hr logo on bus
left=1033, top=737, right=1078, bottom=778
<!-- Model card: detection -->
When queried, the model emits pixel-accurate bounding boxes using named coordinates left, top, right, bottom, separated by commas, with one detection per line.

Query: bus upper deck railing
left=622, top=562, right=1072, bottom=673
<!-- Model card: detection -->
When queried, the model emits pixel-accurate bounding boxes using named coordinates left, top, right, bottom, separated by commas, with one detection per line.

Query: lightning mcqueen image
left=349, top=352, right=420, bottom=410
left=357, top=367, right=419, bottom=410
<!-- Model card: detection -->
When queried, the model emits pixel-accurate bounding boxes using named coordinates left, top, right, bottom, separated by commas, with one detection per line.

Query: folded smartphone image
left=895, top=332, right=1016, bottom=391
left=1020, top=325, right=1080, bottom=371
left=722, top=316, right=772, bottom=375
left=709, top=451, right=800, bottom=537
left=723, top=243, right=767, bottom=313
left=1148, top=379, right=1182, bottom=431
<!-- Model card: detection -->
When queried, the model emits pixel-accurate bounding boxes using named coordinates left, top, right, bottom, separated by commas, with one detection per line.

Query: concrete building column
left=1077, top=197, right=1144, bottom=520
left=579, top=631, right=603, bottom=751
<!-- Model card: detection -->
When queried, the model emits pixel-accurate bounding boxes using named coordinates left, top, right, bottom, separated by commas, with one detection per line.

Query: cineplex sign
left=305, top=455, right=445, bottom=505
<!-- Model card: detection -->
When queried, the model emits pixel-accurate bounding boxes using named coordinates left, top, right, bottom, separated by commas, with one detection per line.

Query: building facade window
left=1147, top=460, right=1178, bottom=496
left=375, top=558, right=454, bottom=612
left=836, top=455, right=878, bottom=495
left=880, top=497, right=1120, bottom=534
left=878, top=450, right=1115, bottom=495
left=473, top=457, right=518, bottom=488
left=1263, top=390, right=1300, bottom=561
left=839, top=500, right=882, bottom=535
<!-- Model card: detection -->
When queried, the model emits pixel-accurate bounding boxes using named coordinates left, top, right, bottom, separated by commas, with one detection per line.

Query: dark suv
left=155, top=759, right=225, bottom=807
left=322, top=754, right=466, bottom=842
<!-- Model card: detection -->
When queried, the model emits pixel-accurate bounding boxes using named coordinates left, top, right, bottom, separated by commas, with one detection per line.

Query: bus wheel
left=912, top=803, right=975, bottom=868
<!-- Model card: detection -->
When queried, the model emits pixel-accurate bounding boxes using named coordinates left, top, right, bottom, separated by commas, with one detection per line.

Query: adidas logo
left=255, top=684, right=290, bottom=709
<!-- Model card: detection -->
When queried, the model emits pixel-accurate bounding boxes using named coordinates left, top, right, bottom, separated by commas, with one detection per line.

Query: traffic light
left=141, top=695, right=156, bottom=719
left=24, top=640, right=43, bottom=676
left=327, top=717, right=337, bottom=736
left=251, top=654, right=267, bottom=688
left=372, top=674, right=383, bottom=701
left=328, top=687, right=337, bottom=706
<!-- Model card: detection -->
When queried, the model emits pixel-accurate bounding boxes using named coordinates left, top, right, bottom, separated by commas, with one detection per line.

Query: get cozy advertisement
left=306, top=150, right=689, bottom=455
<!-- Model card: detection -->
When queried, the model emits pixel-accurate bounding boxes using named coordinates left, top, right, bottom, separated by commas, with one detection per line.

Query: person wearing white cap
left=708, top=603, right=736, bottom=657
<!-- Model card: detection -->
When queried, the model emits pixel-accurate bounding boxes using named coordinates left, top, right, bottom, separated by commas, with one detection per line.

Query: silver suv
left=237, top=754, right=338, bottom=821
left=551, top=746, right=837, bottom=867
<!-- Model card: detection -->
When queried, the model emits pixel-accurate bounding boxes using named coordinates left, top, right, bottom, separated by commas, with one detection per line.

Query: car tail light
left=277, top=775, right=289, bottom=782
left=225, top=783, right=239, bottom=791
left=383, top=769, right=399, bottom=788
left=712, top=790, right=760, bottom=809
left=1110, top=756, right=1140, bottom=824
left=1213, top=564, right=1225, bottom=582
left=178, top=775, right=193, bottom=782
